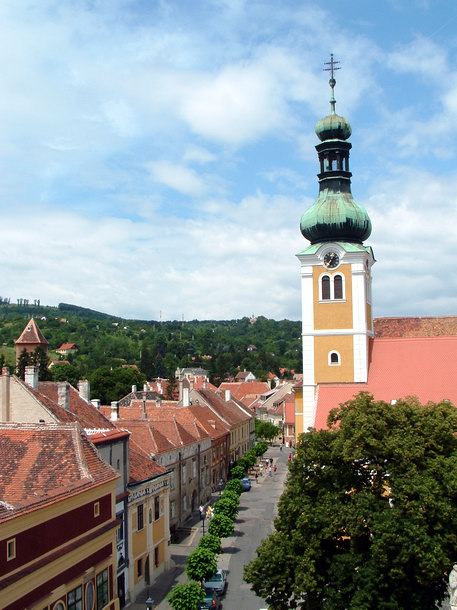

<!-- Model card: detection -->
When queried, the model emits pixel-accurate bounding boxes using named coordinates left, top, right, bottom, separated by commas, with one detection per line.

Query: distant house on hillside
left=235, top=370, right=256, bottom=382
left=56, top=342, right=78, bottom=356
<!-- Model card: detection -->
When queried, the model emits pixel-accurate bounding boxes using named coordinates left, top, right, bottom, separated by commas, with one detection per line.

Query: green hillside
left=0, top=302, right=302, bottom=401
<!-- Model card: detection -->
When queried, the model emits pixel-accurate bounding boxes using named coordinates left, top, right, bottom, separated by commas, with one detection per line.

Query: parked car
left=203, top=569, right=228, bottom=595
left=241, top=476, right=251, bottom=491
left=198, top=588, right=223, bottom=609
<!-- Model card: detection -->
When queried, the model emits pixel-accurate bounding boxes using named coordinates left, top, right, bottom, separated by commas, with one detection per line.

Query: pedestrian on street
left=268, top=466, right=272, bottom=477
left=199, top=504, right=205, bottom=520
left=280, top=445, right=283, bottom=452
left=288, top=452, right=292, bottom=462
left=255, top=472, right=258, bottom=484
left=273, top=464, right=277, bottom=473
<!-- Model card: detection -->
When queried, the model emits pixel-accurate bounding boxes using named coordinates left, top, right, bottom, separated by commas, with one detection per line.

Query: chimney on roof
left=132, top=384, right=137, bottom=393
left=110, top=401, right=119, bottom=421
left=208, top=419, right=216, bottom=429
left=183, top=386, right=190, bottom=407
left=142, top=398, right=147, bottom=420
left=203, top=380, right=207, bottom=389
left=91, top=399, right=101, bottom=410
left=1, top=367, right=11, bottom=422
left=157, top=380, right=162, bottom=394
left=58, top=382, right=70, bottom=411
left=24, top=365, right=39, bottom=390
left=143, top=383, right=148, bottom=392
left=224, top=389, right=231, bottom=402
left=78, top=379, right=90, bottom=402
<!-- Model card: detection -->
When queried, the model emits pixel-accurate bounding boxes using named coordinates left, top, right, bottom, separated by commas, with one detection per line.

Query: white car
left=203, top=569, right=228, bottom=595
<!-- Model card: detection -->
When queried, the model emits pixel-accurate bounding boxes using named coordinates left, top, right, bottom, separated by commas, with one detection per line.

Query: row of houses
left=1, top=320, right=258, bottom=609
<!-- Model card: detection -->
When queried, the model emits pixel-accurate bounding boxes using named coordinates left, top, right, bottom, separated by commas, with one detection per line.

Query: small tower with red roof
left=15, top=317, right=49, bottom=360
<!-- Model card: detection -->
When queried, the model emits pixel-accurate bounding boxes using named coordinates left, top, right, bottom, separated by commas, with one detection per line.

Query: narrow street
left=130, top=445, right=289, bottom=610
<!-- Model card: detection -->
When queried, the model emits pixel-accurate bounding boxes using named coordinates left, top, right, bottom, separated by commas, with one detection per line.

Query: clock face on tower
left=323, top=252, right=340, bottom=268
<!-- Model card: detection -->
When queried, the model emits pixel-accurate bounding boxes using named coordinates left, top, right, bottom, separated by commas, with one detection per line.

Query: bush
left=168, top=582, right=205, bottom=610
left=186, top=546, right=218, bottom=583
left=198, top=533, right=221, bottom=554
left=208, top=512, right=235, bottom=538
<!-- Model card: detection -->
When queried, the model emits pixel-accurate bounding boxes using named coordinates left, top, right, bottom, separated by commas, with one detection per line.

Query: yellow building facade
left=128, top=469, right=171, bottom=602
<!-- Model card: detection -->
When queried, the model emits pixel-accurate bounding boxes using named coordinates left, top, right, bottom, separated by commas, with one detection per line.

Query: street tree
left=186, top=546, right=218, bottom=583
left=245, top=393, right=457, bottom=610
left=168, top=581, right=205, bottom=610
left=230, top=465, right=245, bottom=479
left=213, top=495, right=239, bottom=520
left=255, top=419, right=281, bottom=442
left=198, top=533, right=221, bottom=555
left=208, top=513, right=235, bottom=538
left=224, top=479, right=243, bottom=495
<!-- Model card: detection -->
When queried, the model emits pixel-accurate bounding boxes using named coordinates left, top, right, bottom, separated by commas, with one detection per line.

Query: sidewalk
left=126, top=449, right=283, bottom=610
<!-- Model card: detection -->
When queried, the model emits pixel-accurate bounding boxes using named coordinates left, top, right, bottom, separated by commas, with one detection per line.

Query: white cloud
left=147, top=161, right=207, bottom=197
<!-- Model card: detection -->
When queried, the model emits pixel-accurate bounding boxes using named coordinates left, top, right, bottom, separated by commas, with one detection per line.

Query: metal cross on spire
left=323, top=53, right=340, bottom=114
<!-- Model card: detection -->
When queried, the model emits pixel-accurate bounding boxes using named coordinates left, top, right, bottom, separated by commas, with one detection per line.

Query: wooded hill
left=0, top=302, right=302, bottom=395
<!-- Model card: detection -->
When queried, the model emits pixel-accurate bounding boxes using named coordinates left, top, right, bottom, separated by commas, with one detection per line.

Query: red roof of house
left=196, top=388, right=252, bottom=426
left=37, top=382, right=114, bottom=430
left=128, top=442, right=168, bottom=485
left=15, top=318, right=48, bottom=346
left=315, top=336, right=457, bottom=430
left=0, top=423, right=118, bottom=521
left=218, top=381, right=270, bottom=403
left=57, top=342, right=77, bottom=350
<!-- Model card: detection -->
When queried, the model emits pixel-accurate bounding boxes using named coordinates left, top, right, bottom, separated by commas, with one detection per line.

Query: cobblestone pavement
left=126, top=445, right=289, bottom=610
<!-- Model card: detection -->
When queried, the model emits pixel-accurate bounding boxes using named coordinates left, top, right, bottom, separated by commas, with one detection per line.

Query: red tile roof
left=315, top=336, right=457, bottom=430
left=218, top=381, right=270, bottom=403
left=128, top=442, right=168, bottom=485
left=57, top=342, right=78, bottom=350
left=374, top=316, right=457, bottom=337
left=15, top=318, right=49, bottom=346
left=0, top=423, right=118, bottom=521
left=37, top=382, right=114, bottom=430
left=196, top=388, right=252, bottom=426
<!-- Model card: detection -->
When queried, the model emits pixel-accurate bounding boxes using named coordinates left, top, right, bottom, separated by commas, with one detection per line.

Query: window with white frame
left=320, top=273, right=345, bottom=301
left=328, top=351, right=341, bottom=366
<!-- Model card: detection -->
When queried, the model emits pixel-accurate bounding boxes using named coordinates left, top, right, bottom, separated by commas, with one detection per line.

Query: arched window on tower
left=334, top=274, right=343, bottom=299
left=328, top=351, right=340, bottom=366
left=321, top=275, right=331, bottom=300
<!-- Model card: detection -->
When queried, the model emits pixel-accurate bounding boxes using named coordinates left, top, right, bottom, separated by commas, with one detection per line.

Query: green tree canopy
left=208, top=512, right=235, bottom=539
left=88, top=365, right=146, bottom=404
left=168, top=581, right=205, bottom=610
left=197, top=533, right=221, bottom=555
left=245, top=393, right=457, bottom=610
left=255, top=419, right=281, bottom=442
left=186, top=546, right=218, bottom=583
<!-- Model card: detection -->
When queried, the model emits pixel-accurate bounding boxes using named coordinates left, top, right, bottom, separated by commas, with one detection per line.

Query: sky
left=2, top=0, right=457, bottom=321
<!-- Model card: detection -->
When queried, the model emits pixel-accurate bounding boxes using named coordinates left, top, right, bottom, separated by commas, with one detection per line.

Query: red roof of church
left=374, top=316, right=457, bottom=338
left=15, top=318, right=48, bottom=346
left=315, top=336, right=457, bottom=429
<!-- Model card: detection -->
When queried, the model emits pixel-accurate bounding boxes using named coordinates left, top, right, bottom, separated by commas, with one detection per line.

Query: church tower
left=296, top=55, right=374, bottom=430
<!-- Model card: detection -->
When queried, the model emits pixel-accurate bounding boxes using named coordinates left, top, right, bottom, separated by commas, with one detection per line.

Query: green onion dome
left=300, top=189, right=371, bottom=244
left=315, top=113, right=352, bottom=142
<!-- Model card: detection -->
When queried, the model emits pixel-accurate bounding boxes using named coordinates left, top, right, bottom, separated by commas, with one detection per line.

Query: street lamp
left=145, top=597, right=154, bottom=610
